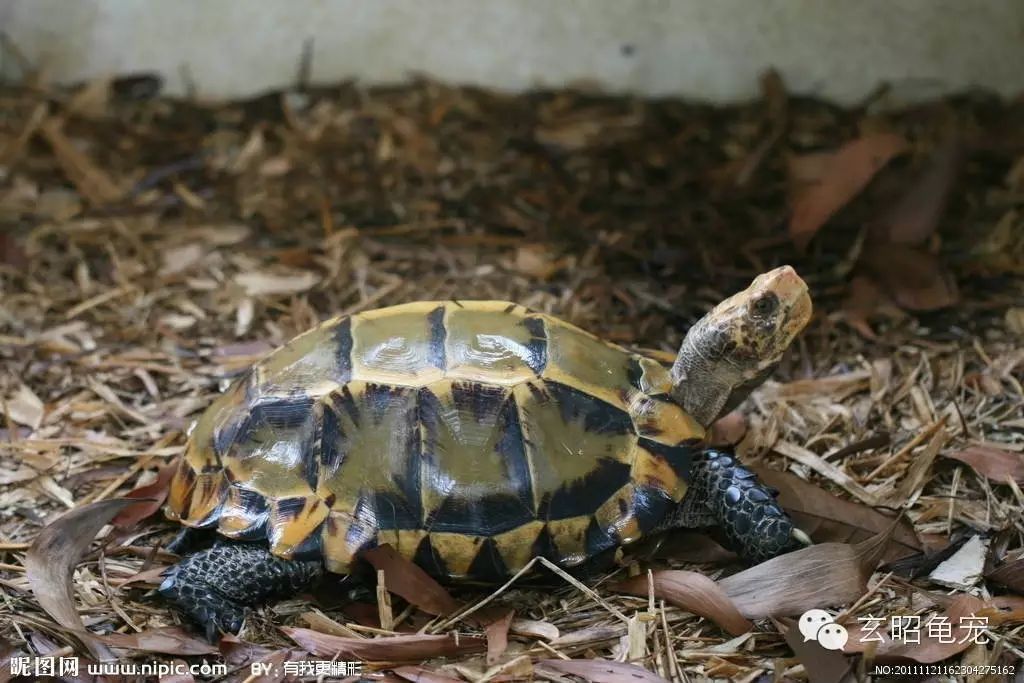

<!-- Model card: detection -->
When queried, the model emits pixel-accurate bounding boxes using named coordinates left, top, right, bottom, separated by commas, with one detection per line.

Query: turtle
left=159, top=265, right=813, bottom=639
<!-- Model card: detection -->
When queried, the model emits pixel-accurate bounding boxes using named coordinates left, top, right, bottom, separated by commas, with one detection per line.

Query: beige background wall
left=2, top=0, right=1023, bottom=103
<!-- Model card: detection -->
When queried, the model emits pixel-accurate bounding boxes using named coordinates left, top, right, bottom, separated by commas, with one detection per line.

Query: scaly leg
left=159, top=541, right=323, bottom=640
left=666, top=448, right=810, bottom=563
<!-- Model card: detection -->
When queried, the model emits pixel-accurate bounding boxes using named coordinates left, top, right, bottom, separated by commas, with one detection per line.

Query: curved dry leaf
left=788, top=133, right=909, bottom=250
left=943, top=444, right=1024, bottom=484
left=282, top=627, right=486, bottom=661
left=99, top=627, right=218, bottom=655
left=26, top=501, right=134, bottom=621
left=613, top=570, right=751, bottom=636
left=535, top=658, right=669, bottom=683
left=112, top=466, right=174, bottom=528
left=719, top=533, right=888, bottom=620
left=26, top=498, right=137, bottom=660
left=362, top=544, right=460, bottom=616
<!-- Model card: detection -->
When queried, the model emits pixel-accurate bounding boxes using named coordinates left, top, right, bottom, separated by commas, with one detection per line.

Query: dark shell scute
left=542, top=458, right=631, bottom=521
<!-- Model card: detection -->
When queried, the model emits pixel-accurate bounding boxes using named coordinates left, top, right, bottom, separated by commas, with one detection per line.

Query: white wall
left=3, top=0, right=1023, bottom=104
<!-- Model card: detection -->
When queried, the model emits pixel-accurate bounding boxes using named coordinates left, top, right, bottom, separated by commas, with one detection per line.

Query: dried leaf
left=752, top=466, right=920, bottom=560
left=535, top=658, right=669, bottom=683
left=719, top=533, right=888, bottom=620
left=986, top=551, right=1024, bottom=593
left=860, top=245, right=958, bottom=311
left=1, top=383, right=45, bottom=429
left=282, top=627, right=485, bottom=661
left=160, top=244, right=205, bottom=276
left=943, top=444, right=1024, bottom=484
left=483, top=608, right=514, bottom=664
left=872, top=138, right=962, bottom=246
left=234, top=269, right=320, bottom=296
left=613, top=570, right=751, bottom=636
left=362, top=544, right=460, bottom=616
left=99, top=627, right=218, bottom=655
left=26, top=499, right=137, bottom=660
left=111, top=466, right=174, bottom=528
left=788, top=133, right=909, bottom=250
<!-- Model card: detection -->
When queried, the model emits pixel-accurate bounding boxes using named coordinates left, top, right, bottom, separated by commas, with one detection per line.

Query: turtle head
left=670, top=266, right=812, bottom=428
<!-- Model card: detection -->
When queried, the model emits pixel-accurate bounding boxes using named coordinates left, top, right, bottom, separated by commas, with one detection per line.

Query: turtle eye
left=750, top=293, right=778, bottom=319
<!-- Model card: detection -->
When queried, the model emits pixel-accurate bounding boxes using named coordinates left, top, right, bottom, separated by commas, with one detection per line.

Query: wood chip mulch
left=1, top=74, right=1022, bottom=681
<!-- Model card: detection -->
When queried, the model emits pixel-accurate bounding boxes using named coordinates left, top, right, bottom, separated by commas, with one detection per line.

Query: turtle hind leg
left=158, top=541, right=323, bottom=641
left=671, top=447, right=810, bottom=563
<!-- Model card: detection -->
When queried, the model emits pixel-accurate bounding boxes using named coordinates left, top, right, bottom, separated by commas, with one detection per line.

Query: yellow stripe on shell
left=268, top=497, right=330, bottom=558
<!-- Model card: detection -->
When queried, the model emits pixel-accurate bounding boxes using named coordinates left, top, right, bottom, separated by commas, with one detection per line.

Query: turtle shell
left=167, top=301, right=705, bottom=580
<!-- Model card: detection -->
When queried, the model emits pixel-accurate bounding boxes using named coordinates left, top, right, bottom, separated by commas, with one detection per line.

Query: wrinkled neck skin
left=670, top=315, right=773, bottom=428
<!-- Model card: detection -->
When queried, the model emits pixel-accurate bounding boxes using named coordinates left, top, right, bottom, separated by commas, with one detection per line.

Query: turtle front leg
left=158, top=541, right=323, bottom=640
left=670, top=448, right=811, bottom=563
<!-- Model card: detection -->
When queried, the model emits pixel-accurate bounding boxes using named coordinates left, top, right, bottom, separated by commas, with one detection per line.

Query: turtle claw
left=158, top=563, right=248, bottom=640
left=791, top=527, right=813, bottom=547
